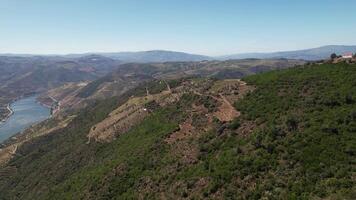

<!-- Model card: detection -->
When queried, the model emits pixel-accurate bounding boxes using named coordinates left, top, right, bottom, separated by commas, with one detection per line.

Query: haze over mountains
left=2, top=45, right=356, bottom=62
left=78, top=50, right=211, bottom=62
left=220, top=45, right=356, bottom=60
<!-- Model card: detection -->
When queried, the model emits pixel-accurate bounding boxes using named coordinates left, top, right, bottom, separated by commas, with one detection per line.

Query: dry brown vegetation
left=88, top=84, right=178, bottom=143
left=88, top=79, right=252, bottom=144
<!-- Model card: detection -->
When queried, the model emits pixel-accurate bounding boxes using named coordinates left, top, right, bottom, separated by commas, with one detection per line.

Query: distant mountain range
left=56, top=50, right=210, bottom=63
left=1, top=45, right=356, bottom=62
left=219, top=45, right=356, bottom=60
left=97, top=50, right=211, bottom=62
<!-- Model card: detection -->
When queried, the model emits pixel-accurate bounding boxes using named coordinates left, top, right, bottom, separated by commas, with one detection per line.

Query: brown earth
left=213, top=93, right=240, bottom=122
left=88, top=83, right=181, bottom=143
left=236, top=120, right=256, bottom=136
left=164, top=79, right=254, bottom=172
left=38, top=82, right=88, bottom=113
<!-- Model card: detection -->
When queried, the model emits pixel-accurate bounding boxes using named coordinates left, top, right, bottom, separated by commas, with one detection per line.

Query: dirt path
left=192, top=90, right=239, bottom=122
left=214, top=93, right=240, bottom=122
left=219, top=93, right=233, bottom=107
left=163, top=80, right=171, bottom=93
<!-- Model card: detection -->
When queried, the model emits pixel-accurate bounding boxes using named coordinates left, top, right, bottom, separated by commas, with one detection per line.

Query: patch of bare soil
left=0, top=145, right=17, bottom=167
left=213, top=94, right=240, bottom=122
left=207, top=79, right=254, bottom=122
left=164, top=80, right=255, bottom=167
left=175, top=141, right=199, bottom=164
left=137, top=177, right=157, bottom=200
left=40, top=82, right=86, bottom=112
left=165, top=121, right=195, bottom=144
left=164, top=103, right=211, bottom=165
left=236, top=120, right=256, bottom=136
left=88, top=101, right=150, bottom=143
left=165, top=116, right=200, bottom=165
left=112, top=163, right=127, bottom=176
left=88, top=86, right=182, bottom=143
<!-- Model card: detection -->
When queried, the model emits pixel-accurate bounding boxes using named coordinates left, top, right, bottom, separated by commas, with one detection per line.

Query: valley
left=0, top=55, right=121, bottom=122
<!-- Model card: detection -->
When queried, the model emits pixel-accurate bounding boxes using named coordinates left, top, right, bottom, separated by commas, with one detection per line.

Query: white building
left=342, top=53, right=353, bottom=59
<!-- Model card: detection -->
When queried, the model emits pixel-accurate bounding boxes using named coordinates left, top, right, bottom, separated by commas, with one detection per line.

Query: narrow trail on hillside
left=217, top=93, right=241, bottom=120
left=192, top=80, right=250, bottom=122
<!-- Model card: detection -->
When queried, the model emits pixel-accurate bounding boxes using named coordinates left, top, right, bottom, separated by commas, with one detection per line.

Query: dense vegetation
left=0, top=63, right=355, bottom=199
left=233, top=63, right=356, bottom=198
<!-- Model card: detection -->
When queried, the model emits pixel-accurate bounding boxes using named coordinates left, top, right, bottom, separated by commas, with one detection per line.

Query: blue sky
left=1, top=0, right=356, bottom=55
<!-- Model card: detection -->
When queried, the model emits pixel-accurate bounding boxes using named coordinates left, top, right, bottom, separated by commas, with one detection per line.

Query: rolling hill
left=0, top=62, right=354, bottom=199
left=31, top=59, right=303, bottom=117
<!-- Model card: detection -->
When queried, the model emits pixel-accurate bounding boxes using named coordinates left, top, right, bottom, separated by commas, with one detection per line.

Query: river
left=0, top=96, right=50, bottom=143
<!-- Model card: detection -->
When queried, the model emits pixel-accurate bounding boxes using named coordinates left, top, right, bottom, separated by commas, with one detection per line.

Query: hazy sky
left=1, top=0, right=356, bottom=56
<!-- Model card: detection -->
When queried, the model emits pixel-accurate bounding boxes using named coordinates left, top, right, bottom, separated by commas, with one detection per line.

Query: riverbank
left=4, top=104, right=13, bottom=121
left=37, top=95, right=60, bottom=116
left=0, top=93, right=36, bottom=123
left=0, top=103, right=14, bottom=124
left=0, top=96, right=51, bottom=143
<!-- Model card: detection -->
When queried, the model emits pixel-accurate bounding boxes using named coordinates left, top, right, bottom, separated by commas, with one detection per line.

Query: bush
left=229, top=118, right=241, bottom=130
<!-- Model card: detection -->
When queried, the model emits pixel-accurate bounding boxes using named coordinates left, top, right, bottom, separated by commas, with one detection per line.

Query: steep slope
left=0, top=63, right=355, bottom=199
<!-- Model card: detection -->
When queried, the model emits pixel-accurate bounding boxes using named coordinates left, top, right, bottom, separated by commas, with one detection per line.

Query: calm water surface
left=0, top=96, right=50, bottom=143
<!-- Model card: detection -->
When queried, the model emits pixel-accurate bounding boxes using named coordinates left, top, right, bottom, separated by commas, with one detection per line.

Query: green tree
left=330, top=53, right=337, bottom=60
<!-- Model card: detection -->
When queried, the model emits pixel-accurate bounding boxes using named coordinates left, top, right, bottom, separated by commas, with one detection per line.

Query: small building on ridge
left=342, top=52, right=353, bottom=59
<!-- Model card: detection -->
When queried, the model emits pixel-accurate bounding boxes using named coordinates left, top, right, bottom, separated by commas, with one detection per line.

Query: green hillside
left=233, top=63, right=356, bottom=199
left=0, top=63, right=355, bottom=199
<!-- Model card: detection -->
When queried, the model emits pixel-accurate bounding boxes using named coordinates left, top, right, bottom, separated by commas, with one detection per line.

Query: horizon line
left=1, top=44, right=355, bottom=57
